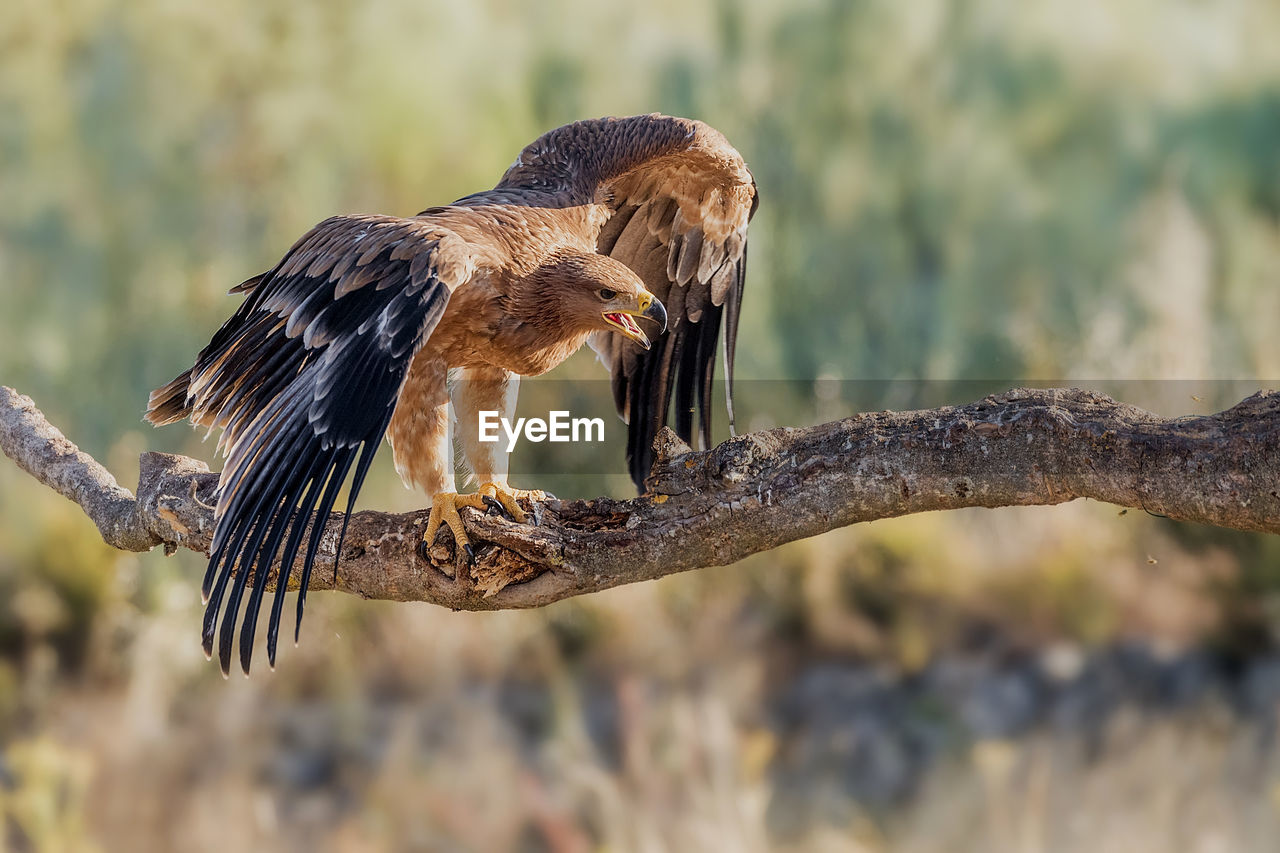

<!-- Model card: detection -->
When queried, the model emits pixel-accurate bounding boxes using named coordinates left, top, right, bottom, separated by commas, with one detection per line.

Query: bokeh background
left=3, top=1, right=1280, bottom=850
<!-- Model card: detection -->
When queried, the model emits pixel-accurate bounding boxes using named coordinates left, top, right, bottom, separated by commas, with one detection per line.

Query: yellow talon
left=421, top=483, right=546, bottom=572
left=476, top=481, right=545, bottom=523
left=423, top=491, right=489, bottom=567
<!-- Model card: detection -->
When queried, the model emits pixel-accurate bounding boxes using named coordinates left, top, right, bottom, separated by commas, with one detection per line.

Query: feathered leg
left=418, top=366, right=544, bottom=572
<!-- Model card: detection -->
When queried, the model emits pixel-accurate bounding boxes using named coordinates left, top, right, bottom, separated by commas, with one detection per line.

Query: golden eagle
left=147, top=114, right=758, bottom=674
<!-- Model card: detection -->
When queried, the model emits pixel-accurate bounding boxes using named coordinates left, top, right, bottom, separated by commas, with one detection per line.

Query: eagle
left=146, top=114, right=758, bottom=675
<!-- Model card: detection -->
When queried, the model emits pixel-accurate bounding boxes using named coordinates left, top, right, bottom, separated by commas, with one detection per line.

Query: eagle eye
left=598, top=288, right=617, bottom=301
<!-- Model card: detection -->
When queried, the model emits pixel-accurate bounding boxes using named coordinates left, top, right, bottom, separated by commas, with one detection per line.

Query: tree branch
left=2, top=385, right=1277, bottom=611
left=0, top=386, right=163, bottom=551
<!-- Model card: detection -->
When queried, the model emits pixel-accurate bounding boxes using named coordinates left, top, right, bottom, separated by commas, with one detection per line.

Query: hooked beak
left=603, top=292, right=668, bottom=350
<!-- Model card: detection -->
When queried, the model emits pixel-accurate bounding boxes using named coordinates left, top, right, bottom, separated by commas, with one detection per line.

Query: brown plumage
left=146, top=114, right=757, bottom=674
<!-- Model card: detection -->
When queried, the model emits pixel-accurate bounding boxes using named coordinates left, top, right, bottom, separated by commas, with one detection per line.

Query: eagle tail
left=145, top=369, right=194, bottom=425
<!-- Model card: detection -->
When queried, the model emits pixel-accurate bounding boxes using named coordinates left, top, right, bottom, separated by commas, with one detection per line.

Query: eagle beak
left=603, top=293, right=667, bottom=350
left=639, top=294, right=668, bottom=336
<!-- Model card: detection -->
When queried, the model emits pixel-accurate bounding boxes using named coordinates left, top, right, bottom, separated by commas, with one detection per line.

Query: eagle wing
left=147, top=214, right=473, bottom=674
left=496, top=114, right=758, bottom=488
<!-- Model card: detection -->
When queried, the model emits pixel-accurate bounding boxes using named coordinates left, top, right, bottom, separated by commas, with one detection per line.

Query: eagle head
left=530, top=250, right=668, bottom=350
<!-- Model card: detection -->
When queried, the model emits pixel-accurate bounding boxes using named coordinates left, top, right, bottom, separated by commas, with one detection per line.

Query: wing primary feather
left=218, top=419, right=326, bottom=674
left=238, top=451, right=326, bottom=674
left=639, top=336, right=675, bottom=481
left=204, top=469, right=275, bottom=624
left=224, top=435, right=341, bottom=675
left=612, top=366, right=630, bottom=421
left=332, top=432, right=386, bottom=585
left=673, top=323, right=700, bottom=441
left=266, top=463, right=327, bottom=668
left=696, top=305, right=724, bottom=450
left=202, top=521, right=247, bottom=656
left=253, top=431, right=383, bottom=668
left=626, top=379, right=644, bottom=485
left=654, top=334, right=679, bottom=444
left=204, top=399, right=316, bottom=665
left=627, top=332, right=679, bottom=486
left=295, top=448, right=357, bottom=644
left=722, top=248, right=747, bottom=436
left=217, top=511, right=278, bottom=674
left=627, top=353, right=658, bottom=487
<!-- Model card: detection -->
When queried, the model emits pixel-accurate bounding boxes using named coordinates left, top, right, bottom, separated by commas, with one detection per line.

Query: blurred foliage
left=2, top=0, right=1280, bottom=848
left=0, top=737, right=96, bottom=852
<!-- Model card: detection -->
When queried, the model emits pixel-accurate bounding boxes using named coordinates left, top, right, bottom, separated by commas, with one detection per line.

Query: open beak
left=603, top=293, right=668, bottom=350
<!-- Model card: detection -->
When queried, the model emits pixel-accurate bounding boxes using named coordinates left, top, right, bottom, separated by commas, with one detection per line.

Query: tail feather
left=145, top=370, right=194, bottom=425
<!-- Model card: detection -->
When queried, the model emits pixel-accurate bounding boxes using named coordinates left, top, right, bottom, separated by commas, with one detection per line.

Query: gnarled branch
left=2, top=384, right=1277, bottom=611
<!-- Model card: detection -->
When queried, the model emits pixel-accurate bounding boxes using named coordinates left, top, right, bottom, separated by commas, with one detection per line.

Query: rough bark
left=2, top=384, right=1277, bottom=611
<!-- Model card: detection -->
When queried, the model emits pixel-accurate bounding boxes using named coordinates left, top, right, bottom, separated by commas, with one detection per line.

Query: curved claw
left=478, top=483, right=528, bottom=524
left=482, top=494, right=510, bottom=519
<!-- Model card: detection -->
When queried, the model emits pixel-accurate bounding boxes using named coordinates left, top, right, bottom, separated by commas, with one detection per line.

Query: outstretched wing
left=147, top=215, right=473, bottom=674
left=497, top=114, right=758, bottom=488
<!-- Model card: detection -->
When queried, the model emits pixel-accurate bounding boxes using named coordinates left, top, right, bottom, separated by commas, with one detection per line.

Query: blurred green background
left=3, top=0, right=1280, bottom=850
